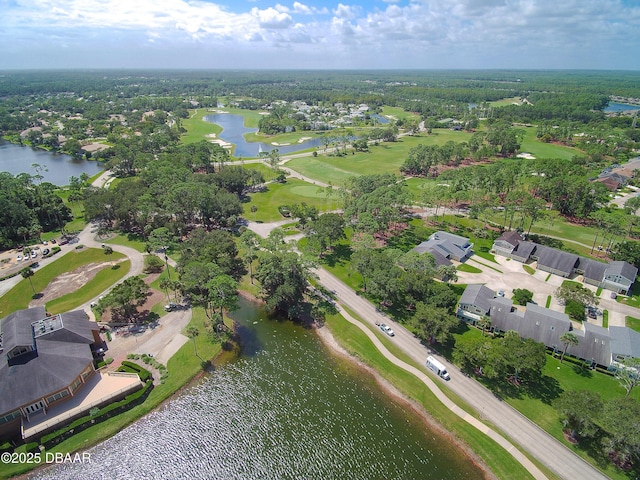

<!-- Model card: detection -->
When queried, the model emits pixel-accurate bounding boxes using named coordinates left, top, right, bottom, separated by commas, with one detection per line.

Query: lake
left=203, top=113, right=325, bottom=157
left=605, top=102, right=640, bottom=113
left=0, top=141, right=103, bottom=186
left=34, top=298, right=485, bottom=479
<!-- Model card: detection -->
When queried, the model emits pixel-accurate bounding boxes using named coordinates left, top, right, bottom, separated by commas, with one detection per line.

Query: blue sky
left=1, top=0, right=639, bottom=70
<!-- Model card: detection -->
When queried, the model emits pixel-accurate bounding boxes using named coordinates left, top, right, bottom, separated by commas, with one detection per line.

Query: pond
left=35, top=297, right=485, bottom=479
left=203, top=113, right=324, bottom=158
left=0, top=141, right=102, bottom=186
left=604, top=102, right=640, bottom=113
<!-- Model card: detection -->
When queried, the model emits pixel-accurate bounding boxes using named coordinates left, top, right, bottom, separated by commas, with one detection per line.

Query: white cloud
left=0, top=0, right=639, bottom=69
left=252, top=6, right=294, bottom=29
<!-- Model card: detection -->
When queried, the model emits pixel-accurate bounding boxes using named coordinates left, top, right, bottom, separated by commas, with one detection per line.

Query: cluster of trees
left=400, top=141, right=469, bottom=176
left=555, top=379, right=640, bottom=469
left=453, top=331, right=547, bottom=385
left=0, top=171, right=72, bottom=248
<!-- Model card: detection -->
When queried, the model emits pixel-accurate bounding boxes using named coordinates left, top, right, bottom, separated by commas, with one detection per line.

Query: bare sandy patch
left=29, top=262, right=111, bottom=307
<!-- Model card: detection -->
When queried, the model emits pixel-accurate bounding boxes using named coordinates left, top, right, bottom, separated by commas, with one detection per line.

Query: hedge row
left=118, top=361, right=153, bottom=382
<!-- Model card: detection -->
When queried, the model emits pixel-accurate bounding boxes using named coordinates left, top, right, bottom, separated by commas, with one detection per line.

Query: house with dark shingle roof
left=412, top=231, right=473, bottom=266
left=492, top=231, right=523, bottom=258
left=457, top=284, right=637, bottom=368
left=535, top=246, right=580, bottom=278
left=0, top=307, right=103, bottom=440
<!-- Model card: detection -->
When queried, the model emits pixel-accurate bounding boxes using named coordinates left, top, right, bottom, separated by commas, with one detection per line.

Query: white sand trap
left=517, top=153, right=536, bottom=160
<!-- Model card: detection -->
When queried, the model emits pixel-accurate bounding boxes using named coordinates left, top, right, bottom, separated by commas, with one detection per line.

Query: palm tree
left=477, top=316, right=492, bottom=336
left=186, top=326, right=200, bottom=359
left=21, top=267, right=36, bottom=295
left=559, top=332, right=579, bottom=363
left=159, top=277, right=172, bottom=303
left=103, top=245, right=114, bottom=267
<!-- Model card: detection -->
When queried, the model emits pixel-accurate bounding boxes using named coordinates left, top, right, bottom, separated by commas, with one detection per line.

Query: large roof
left=609, top=326, right=640, bottom=359
left=495, top=230, right=523, bottom=248
left=0, top=308, right=98, bottom=415
left=582, top=259, right=608, bottom=282
left=0, top=307, right=45, bottom=354
left=512, top=241, right=537, bottom=260
left=459, top=284, right=495, bottom=314
left=572, top=323, right=611, bottom=367
left=536, top=247, right=579, bottom=275
left=606, top=261, right=638, bottom=281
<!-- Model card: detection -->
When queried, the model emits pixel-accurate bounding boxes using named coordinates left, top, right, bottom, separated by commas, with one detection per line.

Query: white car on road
left=379, top=323, right=395, bottom=336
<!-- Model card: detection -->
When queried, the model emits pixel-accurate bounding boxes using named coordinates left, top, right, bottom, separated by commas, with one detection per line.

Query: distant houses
left=492, top=231, right=637, bottom=294
left=457, top=285, right=640, bottom=369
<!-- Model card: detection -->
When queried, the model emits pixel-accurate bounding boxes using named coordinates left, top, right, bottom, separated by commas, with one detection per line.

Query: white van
left=426, top=356, right=450, bottom=380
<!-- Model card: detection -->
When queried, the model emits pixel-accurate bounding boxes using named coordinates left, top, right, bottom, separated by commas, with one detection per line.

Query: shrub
left=513, top=288, right=534, bottom=306
left=105, top=357, right=114, bottom=365
left=566, top=299, right=586, bottom=322
left=143, top=254, right=164, bottom=274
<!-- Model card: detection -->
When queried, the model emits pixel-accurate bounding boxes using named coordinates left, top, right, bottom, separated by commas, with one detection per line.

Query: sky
left=1, top=0, right=640, bottom=70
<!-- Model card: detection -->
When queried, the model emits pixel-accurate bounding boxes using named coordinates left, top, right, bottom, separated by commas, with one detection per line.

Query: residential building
left=0, top=307, right=142, bottom=441
left=413, top=231, right=473, bottom=266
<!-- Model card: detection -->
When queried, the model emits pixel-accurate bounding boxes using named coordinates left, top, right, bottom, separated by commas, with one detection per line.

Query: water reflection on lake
left=203, top=113, right=324, bottom=157
left=0, top=141, right=102, bottom=186
left=33, top=298, right=485, bottom=480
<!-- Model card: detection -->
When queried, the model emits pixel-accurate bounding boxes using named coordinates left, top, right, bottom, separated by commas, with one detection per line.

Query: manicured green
left=381, top=106, right=421, bottom=122
left=457, top=264, right=482, bottom=273
left=545, top=295, right=552, bottom=308
left=523, top=265, right=536, bottom=275
left=286, top=130, right=472, bottom=186
left=473, top=249, right=498, bottom=264
left=46, top=260, right=130, bottom=314
left=519, top=127, right=581, bottom=161
left=105, top=233, right=147, bottom=253
left=618, top=280, right=640, bottom=308
left=180, top=108, right=223, bottom=145
left=243, top=178, right=340, bottom=222
left=602, top=310, right=609, bottom=328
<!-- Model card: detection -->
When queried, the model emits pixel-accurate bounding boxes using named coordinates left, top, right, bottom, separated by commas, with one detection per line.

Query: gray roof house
left=535, top=246, right=580, bottom=278
left=457, top=284, right=495, bottom=321
left=457, top=285, right=640, bottom=368
left=492, top=231, right=523, bottom=258
left=413, top=231, right=473, bottom=266
left=0, top=307, right=101, bottom=440
left=602, top=261, right=638, bottom=295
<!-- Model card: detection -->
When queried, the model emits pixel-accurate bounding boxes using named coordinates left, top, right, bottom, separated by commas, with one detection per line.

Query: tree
left=565, top=300, right=586, bottom=322
left=611, top=240, right=640, bottom=269
left=615, top=357, right=640, bottom=398
left=599, top=397, right=640, bottom=467
left=453, top=335, right=492, bottom=374
left=437, top=265, right=458, bottom=283
left=206, top=274, right=239, bottom=328
left=20, top=267, right=36, bottom=295
left=555, top=282, right=598, bottom=307
left=559, top=332, right=579, bottom=363
left=159, top=277, right=173, bottom=302
left=102, top=276, right=149, bottom=320
left=250, top=204, right=258, bottom=222
left=239, top=229, right=260, bottom=284
left=307, top=213, right=345, bottom=253
left=186, top=326, right=200, bottom=359
left=554, top=390, right=603, bottom=442
left=512, top=288, right=533, bottom=306
left=411, top=302, right=459, bottom=345
left=103, top=245, right=114, bottom=267
left=497, top=331, right=547, bottom=384
left=477, top=316, right=492, bottom=336
left=255, top=250, right=315, bottom=318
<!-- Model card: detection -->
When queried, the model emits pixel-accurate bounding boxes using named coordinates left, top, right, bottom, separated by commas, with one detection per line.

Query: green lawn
left=46, top=260, right=130, bottom=314
left=286, top=130, right=472, bottom=186
left=0, top=248, right=124, bottom=317
left=380, top=106, right=421, bottom=122
left=180, top=108, right=223, bottom=145
left=618, top=281, right=640, bottom=308
left=450, top=326, right=638, bottom=480
left=519, top=127, right=581, bottom=161
left=458, top=264, right=482, bottom=273
left=243, top=178, right=340, bottom=222
left=105, top=233, right=147, bottom=253
left=626, top=315, right=640, bottom=332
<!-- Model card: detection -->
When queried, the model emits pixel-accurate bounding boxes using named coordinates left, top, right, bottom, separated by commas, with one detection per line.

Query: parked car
left=497, top=290, right=505, bottom=297
left=31, top=250, right=37, bottom=258
left=42, top=248, right=50, bottom=256
left=610, top=292, right=617, bottom=299
left=164, top=302, right=177, bottom=312
left=379, top=323, right=395, bottom=336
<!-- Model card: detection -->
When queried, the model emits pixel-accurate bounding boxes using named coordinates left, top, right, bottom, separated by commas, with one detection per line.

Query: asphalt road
left=313, top=266, right=610, bottom=480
